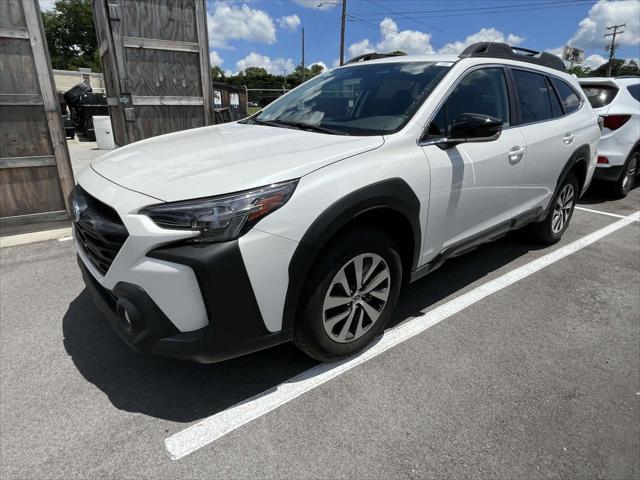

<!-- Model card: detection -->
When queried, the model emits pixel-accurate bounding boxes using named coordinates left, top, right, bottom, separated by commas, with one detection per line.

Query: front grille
left=72, top=186, right=129, bottom=276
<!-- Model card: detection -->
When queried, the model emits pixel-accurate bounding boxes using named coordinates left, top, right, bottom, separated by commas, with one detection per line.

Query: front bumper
left=78, top=239, right=292, bottom=363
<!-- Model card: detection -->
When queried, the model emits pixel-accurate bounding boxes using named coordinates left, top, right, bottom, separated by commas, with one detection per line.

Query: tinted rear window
left=628, top=84, right=640, bottom=102
left=551, top=78, right=581, bottom=114
left=582, top=85, right=618, bottom=108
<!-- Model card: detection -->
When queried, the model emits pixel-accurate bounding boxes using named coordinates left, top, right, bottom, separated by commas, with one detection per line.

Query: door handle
left=508, top=146, right=525, bottom=163
left=563, top=132, right=575, bottom=145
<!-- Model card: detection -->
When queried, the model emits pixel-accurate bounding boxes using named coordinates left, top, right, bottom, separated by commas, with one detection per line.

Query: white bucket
left=93, top=116, right=115, bottom=150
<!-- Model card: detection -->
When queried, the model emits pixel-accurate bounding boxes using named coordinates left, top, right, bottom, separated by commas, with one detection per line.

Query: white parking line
left=575, top=206, right=638, bottom=220
left=165, top=210, right=640, bottom=461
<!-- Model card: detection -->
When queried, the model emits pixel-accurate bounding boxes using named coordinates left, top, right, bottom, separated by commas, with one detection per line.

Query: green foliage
left=219, top=63, right=327, bottom=106
left=42, top=0, right=101, bottom=72
left=211, top=65, right=225, bottom=81
left=590, top=59, right=639, bottom=77
left=568, top=59, right=639, bottom=78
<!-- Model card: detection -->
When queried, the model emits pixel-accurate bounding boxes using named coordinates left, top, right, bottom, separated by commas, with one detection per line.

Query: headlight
left=140, top=179, right=298, bottom=243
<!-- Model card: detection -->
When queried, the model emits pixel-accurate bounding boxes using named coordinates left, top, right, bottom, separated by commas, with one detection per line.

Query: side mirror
left=421, top=113, right=504, bottom=149
left=449, top=113, right=503, bottom=144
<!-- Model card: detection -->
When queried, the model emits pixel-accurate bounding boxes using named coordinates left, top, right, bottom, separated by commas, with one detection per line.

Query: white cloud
left=209, top=50, right=224, bottom=66
left=207, top=2, right=276, bottom=49
left=310, top=61, right=328, bottom=71
left=38, top=0, right=56, bottom=12
left=278, top=14, right=301, bottom=32
left=294, top=0, right=335, bottom=10
left=569, top=0, right=639, bottom=50
left=438, top=28, right=524, bottom=54
left=348, top=17, right=433, bottom=58
left=583, top=54, right=607, bottom=69
left=548, top=46, right=565, bottom=58
left=236, top=52, right=295, bottom=75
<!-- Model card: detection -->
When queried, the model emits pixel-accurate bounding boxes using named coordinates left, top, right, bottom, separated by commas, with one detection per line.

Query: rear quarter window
left=627, top=84, right=640, bottom=102
left=581, top=84, right=619, bottom=108
left=551, top=78, right=581, bottom=114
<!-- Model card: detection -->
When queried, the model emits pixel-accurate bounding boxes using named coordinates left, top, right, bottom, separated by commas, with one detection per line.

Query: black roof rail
left=459, top=42, right=566, bottom=72
left=344, top=52, right=406, bottom=65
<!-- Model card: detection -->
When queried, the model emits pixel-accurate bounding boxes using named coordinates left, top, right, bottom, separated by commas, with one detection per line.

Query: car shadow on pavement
left=62, top=230, right=545, bottom=424
left=578, top=181, right=638, bottom=205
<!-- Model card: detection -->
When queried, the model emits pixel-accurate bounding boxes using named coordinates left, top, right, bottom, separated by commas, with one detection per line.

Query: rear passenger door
left=511, top=69, right=584, bottom=216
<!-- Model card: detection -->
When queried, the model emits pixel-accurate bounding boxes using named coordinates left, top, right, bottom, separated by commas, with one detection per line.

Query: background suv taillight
left=602, top=114, right=631, bottom=130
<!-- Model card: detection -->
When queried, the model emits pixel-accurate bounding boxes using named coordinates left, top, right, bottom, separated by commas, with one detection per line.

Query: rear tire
left=530, top=172, right=579, bottom=245
left=614, top=152, right=638, bottom=199
left=293, top=226, right=402, bottom=362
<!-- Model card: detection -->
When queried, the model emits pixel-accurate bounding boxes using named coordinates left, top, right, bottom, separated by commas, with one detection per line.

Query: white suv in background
left=72, top=43, right=600, bottom=363
left=580, top=76, right=640, bottom=197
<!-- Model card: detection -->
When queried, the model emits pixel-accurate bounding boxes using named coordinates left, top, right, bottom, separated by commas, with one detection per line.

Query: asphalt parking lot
left=1, top=186, right=638, bottom=479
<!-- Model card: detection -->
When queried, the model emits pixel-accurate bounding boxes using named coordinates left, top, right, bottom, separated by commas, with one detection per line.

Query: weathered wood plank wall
left=0, top=0, right=74, bottom=226
left=93, top=0, right=214, bottom=146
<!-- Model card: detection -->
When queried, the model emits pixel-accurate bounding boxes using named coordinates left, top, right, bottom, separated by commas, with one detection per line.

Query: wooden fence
left=0, top=0, right=74, bottom=228
left=92, top=0, right=215, bottom=146
left=212, top=82, right=248, bottom=122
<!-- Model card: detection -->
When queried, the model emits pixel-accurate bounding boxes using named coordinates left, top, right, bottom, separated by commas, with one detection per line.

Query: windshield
left=247, top=62, right=451, bottom=136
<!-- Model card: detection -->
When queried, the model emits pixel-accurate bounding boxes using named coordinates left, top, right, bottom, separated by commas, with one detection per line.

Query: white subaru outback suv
left=580, top=76, right=640, bottom=197
left=72, top=43, right=600, bottom=363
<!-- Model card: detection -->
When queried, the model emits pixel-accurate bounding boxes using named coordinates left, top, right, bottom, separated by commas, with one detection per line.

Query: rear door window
left=513, top=70, right=553, bottom=124
left=581, top=85, right=619, bottom=108
left=628, top=84, right=640, bottom=102
left=551, top=78, right=581, bottom=114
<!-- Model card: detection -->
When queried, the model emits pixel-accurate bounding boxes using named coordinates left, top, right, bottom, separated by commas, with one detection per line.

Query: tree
left=211, top=66, right=225, bottom=81
left=42, top=0, right=101, bottom=71
left=590, top=59, right=640, bottom=77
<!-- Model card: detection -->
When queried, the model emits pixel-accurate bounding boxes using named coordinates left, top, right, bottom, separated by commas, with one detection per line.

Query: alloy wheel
left=622, top=157, right=637, bottom=191
left=551, top=183, right=575, bottom=234
left=322, top=253, right=391, bottom=343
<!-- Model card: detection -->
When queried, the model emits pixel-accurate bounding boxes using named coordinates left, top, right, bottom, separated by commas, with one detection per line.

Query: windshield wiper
left=252, top=118, right=348, bottom=136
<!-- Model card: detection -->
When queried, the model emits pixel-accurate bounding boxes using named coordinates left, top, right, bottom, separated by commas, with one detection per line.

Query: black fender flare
left=555, top=143, right=590, bottom=197
left=281, top=178, right=421, bottom=331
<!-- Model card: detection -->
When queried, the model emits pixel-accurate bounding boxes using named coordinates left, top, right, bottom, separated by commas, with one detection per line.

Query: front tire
left=530, top=172, right=579, bottom=245
left=293, top=227, right=402, bottom=362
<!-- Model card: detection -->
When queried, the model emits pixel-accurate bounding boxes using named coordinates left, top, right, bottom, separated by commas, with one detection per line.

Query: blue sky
left=202, top=0, right=639, bottom=74
left=39, top=0, right=640, bottom=74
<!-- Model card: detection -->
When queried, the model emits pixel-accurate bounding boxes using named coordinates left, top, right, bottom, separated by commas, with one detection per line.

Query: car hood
left=91, top=122, right=384, bottom=202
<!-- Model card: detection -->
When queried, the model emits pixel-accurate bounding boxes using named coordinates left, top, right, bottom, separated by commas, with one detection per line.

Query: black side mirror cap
left=420, top=113, right=503, bottom=148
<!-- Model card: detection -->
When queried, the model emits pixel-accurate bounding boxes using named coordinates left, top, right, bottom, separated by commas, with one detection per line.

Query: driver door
left=419, top=66, right=526, bottom=258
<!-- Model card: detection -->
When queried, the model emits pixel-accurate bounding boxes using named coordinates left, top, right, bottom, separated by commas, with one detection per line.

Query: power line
left=348, top=16, right=438, bottom=49
left=362, top=0, right=461, bottom=40
left=354, top=0, right=593, bottom=16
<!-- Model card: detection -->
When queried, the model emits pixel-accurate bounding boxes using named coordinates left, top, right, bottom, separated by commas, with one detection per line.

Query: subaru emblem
left=71, top=199, right=82, bottom=223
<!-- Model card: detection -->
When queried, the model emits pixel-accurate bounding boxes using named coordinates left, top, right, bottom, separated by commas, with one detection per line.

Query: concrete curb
left=0, top=227, right=73, bottom=248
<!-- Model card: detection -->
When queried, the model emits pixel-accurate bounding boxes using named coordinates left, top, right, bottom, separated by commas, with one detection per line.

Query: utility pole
left=318, top=1, right=347, bottom=65
left=340, top=0, right=347, bottom=65
left=301, top=27, right=305, bottom=82
left=604, top=24, right=625, bottom=77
